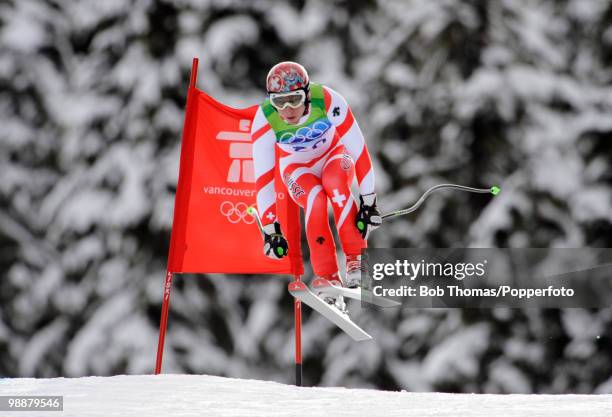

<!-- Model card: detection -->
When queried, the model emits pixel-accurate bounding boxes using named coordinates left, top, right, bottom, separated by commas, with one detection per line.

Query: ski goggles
left=269, top=89, right=306, bottom=110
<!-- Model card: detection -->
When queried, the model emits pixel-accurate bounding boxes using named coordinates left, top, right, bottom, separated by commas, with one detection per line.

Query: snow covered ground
left=1, top=374, right=611, bottom=417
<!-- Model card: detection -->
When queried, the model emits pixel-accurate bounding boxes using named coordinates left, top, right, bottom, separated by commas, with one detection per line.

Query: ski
left=288, top=281, right=373, bottom=342
left=311, top=278, right=401, bottom=308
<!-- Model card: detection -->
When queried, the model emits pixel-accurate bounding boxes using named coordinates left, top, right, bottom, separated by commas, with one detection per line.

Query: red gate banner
left=167, top=85, right=303, bottom=275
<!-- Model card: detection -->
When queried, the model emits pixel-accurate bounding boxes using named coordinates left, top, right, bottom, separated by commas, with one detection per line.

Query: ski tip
left=356, top=334, right=374, bottom=342
left=247, top=206, right=257, bottom=216
left=490, top=185, right=501, bottom=195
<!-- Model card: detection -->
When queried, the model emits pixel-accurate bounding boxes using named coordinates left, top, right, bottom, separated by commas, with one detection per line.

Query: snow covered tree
left=1, top=0, right=611, bottom=393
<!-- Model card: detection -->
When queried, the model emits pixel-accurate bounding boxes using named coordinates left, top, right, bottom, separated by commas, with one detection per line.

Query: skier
left=251, top=61, right=381, bottom=313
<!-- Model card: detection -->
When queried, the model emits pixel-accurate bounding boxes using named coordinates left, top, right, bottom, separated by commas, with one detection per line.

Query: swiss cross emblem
left=331, top=189, right=346, bottom=207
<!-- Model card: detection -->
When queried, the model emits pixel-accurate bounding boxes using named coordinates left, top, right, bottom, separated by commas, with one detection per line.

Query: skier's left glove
left=263, top=221, right=289, bottom=260
left=356, top=193, right=382, bottom=239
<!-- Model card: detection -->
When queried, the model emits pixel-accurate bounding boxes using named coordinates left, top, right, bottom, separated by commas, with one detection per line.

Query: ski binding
left=288, top=281, right=372, bottom=342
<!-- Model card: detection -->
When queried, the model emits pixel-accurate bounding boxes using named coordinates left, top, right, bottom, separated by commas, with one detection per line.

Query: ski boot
left=314, top=272, right=348, bottom=315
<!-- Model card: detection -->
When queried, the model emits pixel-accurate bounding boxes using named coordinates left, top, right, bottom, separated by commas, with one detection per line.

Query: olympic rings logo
left=219, top=201, right=255, bottom=224
left=279, top=120, right=332, bottom=145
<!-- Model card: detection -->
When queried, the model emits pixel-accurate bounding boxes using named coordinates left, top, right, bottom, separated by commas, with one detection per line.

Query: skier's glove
left=263, top=221, right=289, bottom=260
left=356, top=193, right=382, bottom=239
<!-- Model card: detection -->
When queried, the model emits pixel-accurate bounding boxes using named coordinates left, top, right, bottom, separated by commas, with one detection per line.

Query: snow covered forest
left=1, top=0, right=612, bottom=393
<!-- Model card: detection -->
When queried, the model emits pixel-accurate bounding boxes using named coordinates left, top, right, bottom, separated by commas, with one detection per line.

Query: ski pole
left=247, top=207, right=288, bottom=258
left=247, top=206, right=266, bottom=237
left=382, top=184, right=500, bottom=220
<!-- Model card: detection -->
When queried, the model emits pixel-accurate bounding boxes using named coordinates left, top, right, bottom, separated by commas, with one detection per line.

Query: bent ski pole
left=382, top=184, right=500, bottom=220
left=247, top=207, right=288, bottom=258
left=247, top=206, right=266, bottom=237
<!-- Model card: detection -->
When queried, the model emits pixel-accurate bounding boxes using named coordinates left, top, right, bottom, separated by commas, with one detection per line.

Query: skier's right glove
left=263, top=221, right=289, bottom=260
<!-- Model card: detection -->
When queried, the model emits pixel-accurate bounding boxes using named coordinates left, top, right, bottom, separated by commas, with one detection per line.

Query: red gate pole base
left=293, top=274, right=302, bottom=386
left=155, top=270, right=174, bottom=374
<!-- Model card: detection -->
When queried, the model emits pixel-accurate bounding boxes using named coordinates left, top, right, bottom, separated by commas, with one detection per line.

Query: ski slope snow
left=1, top=374, right=611, bottom=416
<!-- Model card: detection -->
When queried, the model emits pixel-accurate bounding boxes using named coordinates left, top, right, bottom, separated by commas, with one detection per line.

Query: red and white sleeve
left=251, top=107, right=278, bottom=226
left=323, top=85, right=375, bottom=195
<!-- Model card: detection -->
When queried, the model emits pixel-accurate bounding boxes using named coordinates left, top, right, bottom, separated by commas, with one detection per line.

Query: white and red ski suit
left=251, top=84, right=375, bottom=278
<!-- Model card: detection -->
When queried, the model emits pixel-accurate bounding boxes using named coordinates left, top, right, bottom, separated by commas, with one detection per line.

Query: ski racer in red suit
left=251, top=61, right=382, bottom=313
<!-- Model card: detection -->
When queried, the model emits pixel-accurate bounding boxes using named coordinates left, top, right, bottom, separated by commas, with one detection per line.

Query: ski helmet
left=266, top=61, right=309, bottom=94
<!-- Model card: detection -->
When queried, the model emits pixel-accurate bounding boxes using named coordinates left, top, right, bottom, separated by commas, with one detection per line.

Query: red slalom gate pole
left=294, top=274, right=302, bottom=386
left=155, top=57, right=200, bottom=375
